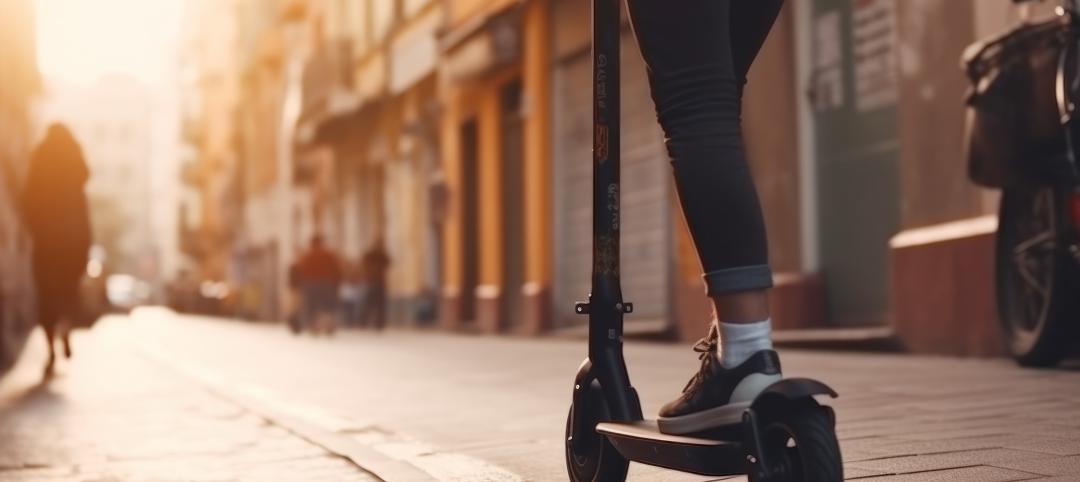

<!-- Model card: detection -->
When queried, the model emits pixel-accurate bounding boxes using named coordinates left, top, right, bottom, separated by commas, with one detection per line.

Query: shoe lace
left=682, top=334, right=719, bottom=393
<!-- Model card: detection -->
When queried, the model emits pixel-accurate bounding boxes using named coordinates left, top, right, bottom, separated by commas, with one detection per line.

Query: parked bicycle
left=964, top=0, right=1080, bottom=366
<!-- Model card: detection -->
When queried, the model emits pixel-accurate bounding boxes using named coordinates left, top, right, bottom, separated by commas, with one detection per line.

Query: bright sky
left=35, top=0, right=183, bottom=86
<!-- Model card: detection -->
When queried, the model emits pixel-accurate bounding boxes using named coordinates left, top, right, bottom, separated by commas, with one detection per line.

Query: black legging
left=627, top=0, right=783, bottom=296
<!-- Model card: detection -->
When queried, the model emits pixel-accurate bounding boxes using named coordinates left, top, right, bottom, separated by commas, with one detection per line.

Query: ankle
left=714, top=318, right=774, bottom=368
left=710, top=291, right=769, bottom=322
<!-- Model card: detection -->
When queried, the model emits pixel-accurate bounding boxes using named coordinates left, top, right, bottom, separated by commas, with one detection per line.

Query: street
left=2, top=309, right=1079, bottom=481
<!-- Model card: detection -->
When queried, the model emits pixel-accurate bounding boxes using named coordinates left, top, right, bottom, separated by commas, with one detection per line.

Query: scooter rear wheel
left=564, top=381, right=629, bottom=482
left=756, top=405, right=842, bottom=482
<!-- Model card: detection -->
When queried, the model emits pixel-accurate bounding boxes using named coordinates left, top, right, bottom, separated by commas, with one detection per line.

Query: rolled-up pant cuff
left=702, top=264, right=773, bottom=296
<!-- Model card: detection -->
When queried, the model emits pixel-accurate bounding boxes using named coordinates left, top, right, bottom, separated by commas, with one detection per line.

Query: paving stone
left=842, top=466, right=890, bottom=479
left=991, top=436, right=1080, bottom=457
left=891, top=425, right=1020, bottom=442
left=0, top=466, right=72, bottom=482
left=849, top=449, right=1057, bottom=475
left=849, top=435, right=1005, bottom=458
left=1010, top=423, right=1080, bottom=442
left=991, top=455, right=1080, bottom=477
left=851, top=465, right=1044, bottom=481
left=0, top=327, right=377, bottom=482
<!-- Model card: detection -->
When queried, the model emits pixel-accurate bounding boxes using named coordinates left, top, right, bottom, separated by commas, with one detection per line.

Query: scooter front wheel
left=755, top=404, right=842, bottom=482
left=564, top=381, right=629, bottom=482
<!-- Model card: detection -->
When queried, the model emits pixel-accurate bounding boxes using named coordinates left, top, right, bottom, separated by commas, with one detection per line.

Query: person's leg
left=286, top=289, right=301, bottom=333
left=327, top=284, right=340, bottom=334
left=628, top=0, right=781, bottom=329
left=39, top=301, right=58, bottom=377
left=372, top=282, right=387, bottom=331
left=62, top=329, right=73, bottom=359
left=34, top=266, right=60, bottom=376
left=711, top=2, right=783, bottom=349
left=731, top=0, right=786, bottom=100
left=627, top=0, right=781, bottom=319
left=626, top=0, right=784, bottom=434
left=60, top=275, right=81, bottom=359
left=302, top=284, right=316, bottom=332
left=356, top=284, right=371, bottom=328
left=42, top=321, right=57, bottom=375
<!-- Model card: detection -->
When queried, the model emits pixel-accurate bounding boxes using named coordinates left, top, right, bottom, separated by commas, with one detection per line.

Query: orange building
left=435, top=0, right=811, bottom=338
left=436, top=0, right=554, bottom=333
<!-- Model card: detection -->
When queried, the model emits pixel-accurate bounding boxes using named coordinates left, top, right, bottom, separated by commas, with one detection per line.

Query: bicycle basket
left=962, top=16, right=1070, bottom=188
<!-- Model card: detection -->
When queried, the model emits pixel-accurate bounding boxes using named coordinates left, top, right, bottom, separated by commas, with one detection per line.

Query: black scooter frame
left=568, top=0, right=839, bottom=478
left=571, top=0, right=642, bottom=427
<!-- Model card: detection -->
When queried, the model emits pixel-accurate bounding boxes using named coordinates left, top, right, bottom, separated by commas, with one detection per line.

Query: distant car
left=106, top=274, right=151, bottom=311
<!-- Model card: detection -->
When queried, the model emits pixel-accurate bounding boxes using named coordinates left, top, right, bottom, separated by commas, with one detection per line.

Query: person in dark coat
left=357, top=237, right=390, bottom=331
left=21, top=123, right=92, bottom=377
left=297, top=234, right=342, bottom=334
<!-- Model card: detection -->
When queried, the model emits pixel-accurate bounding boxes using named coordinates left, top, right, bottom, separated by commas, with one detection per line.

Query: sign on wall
left=852, top=0, right=898, bottom=112
left=814, top=10, right=844, bottom=112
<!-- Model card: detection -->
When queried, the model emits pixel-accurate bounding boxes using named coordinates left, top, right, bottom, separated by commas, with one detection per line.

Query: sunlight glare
left=35, top=0, right=182, bottom=85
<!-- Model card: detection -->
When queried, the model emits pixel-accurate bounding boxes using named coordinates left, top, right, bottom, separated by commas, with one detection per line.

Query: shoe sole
left=656, top=401, right=752, bottom=435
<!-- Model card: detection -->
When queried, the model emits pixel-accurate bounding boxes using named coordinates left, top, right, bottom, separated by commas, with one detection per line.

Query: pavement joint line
left=854, top=463, right=1049, bottom=480
left=128, top=338, right=429, bottom=482
left=127, top=332, right=524, bottom=482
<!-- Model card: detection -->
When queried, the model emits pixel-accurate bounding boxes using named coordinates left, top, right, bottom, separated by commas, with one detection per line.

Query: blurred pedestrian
left=21, top=123, right=93, bottom=377
left=286, top=258, right=302, bottom=334
left=297, top=234, right=342, bottom=334
left=357, top=238, right=390, bottom=331
left=339, top=261, right=364, bottom=327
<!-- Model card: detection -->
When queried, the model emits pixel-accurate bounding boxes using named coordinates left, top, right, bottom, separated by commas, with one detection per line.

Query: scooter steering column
left=574, top=0, right=643, bottom=423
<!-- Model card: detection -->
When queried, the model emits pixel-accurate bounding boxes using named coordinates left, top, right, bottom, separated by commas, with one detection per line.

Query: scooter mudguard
left=751, top=377, right=837, bottom=409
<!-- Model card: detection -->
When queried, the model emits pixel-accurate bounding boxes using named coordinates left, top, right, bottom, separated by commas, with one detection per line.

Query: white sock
left=715, top=319, right=774, bottom=368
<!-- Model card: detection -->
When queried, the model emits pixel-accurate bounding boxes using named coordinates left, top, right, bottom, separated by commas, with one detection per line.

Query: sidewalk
left=0, top=321, right=378, bottom=482
left=3, top=310, right=1080, bottom=481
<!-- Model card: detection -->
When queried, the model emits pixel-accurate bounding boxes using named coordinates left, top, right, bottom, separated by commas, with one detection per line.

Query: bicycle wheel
left=996, top=185, right=1080, bottom=366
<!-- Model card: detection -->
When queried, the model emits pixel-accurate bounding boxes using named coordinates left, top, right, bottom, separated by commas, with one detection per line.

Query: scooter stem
left=582, top=0, right=642, bottom=422
left=590, top=0, right=621, bottom=318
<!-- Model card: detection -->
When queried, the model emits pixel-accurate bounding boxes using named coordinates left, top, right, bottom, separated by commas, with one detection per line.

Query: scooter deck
left=597, top=421, right=747, bottom=476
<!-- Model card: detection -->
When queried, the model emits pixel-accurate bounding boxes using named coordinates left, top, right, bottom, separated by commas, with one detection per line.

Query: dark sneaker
left=657, top=333, right=782, bottom=435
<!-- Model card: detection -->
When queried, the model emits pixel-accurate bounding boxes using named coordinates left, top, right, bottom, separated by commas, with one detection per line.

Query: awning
left=439, top=3, right=523, bottom=83
left=295, top=87, right=364, bottom=147
left=389, top=7, right=441, bottom=95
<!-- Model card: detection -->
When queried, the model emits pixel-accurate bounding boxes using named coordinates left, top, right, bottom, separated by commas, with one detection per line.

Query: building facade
left=184, top=0, right=1036, bottom=353
left=0, top=0, right=40, bottom=372
left=179, top=0, right=246, bottom=288
left=430, top=0, right=1031, bottom=347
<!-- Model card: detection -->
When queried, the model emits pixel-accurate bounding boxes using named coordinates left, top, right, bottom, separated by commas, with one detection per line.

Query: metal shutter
left=552, top=34, right=671, bottom=327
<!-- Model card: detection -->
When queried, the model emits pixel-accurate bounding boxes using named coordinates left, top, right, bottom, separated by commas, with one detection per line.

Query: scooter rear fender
left=751, top=377, right=837, bottom=409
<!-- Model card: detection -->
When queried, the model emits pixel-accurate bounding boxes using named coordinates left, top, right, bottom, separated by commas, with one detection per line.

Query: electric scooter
left=564, top=1, right=844, bottom=480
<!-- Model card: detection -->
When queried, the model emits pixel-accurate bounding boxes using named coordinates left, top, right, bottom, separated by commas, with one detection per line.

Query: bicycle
left=964, top=0, right=1080, bottom=366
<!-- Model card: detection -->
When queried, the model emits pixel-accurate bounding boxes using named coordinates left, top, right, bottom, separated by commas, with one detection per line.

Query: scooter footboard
left=597, top=421, right=747, bottom=476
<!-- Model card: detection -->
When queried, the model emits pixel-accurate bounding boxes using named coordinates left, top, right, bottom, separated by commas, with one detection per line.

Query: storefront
left=437, top=1, right=555, bottom=334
